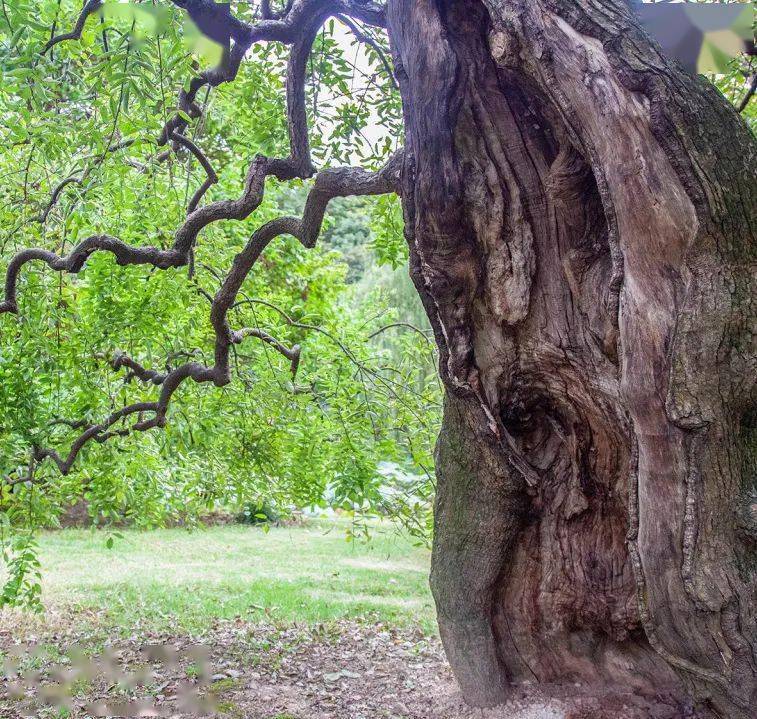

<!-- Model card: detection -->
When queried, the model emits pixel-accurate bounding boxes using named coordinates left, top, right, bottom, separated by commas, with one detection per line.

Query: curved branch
left=41, top=0, right=103, bottom=55
left=171, top=131, right=219, bottom=212
left=0, top=239, right=187, bottom=314
left=235, top=296, right=360, bottom=362
left=170, top=0, right=254, bottom=45
left=158, top=41, right=249, bottom=146
left=233, top=328, right=301, bottom=377
left=2, top=0, right=399, bottom=315
left=36, top=0, right=387, bottom=226
left=158, top=0, right=386, bottom=147
left=171, top=132, right=217, bottom=182
left=112, top=352, right=168, bottom=385
left=39, top=177, right=81, bottom=223
left=3, top=153, right=275, bottom=313
left=368, top=322, right=432, bottom=341
left=267, top=17, right=323, bottom=179
left=297, top=150, right=401, bottom=246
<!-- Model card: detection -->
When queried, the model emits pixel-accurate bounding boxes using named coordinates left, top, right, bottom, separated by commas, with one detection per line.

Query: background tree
left=1, top=1, right=755, bottom=717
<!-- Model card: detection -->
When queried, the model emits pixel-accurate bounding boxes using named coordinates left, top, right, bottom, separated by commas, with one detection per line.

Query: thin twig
left=737, top=74, right=756, bottom=113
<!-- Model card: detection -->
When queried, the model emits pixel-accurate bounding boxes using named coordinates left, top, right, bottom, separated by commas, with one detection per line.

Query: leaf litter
left=0, top=610, right=697, bottom=718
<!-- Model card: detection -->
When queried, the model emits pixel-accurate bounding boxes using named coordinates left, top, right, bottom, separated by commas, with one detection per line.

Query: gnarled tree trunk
left=386, top=0, right=756, bottom=716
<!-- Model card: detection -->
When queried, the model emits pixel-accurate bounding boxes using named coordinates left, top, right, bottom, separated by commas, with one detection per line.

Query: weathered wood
left=387, top=0, right=756, bottom=715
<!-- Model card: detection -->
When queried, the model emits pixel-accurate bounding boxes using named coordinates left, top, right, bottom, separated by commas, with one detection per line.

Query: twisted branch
left=157, top=0, right=385, bottom=150
left=12, top=154, right=400, bottom=477
left=233, top=328, right=301, bottom=377
left=3, top=0, right=393, bottom=314
left=38, top=0, right=386, bottom=217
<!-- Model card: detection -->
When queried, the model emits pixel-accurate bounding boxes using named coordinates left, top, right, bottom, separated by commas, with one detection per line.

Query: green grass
left=19, top=519, right=435, bottom=635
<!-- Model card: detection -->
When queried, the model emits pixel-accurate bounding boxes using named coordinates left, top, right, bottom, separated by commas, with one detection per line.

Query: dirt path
left=0, top=615, right=695, bottom=718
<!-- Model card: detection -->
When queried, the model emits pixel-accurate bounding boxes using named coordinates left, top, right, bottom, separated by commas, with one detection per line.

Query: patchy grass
left=8, top=519, right=435, bottom=636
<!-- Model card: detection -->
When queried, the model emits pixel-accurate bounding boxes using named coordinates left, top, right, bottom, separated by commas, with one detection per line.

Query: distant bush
left=236, top=500, right=280, bottom=526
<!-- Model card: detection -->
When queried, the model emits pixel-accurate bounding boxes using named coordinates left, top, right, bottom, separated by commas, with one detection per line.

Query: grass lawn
left=9, top=519, right=435, bottom=636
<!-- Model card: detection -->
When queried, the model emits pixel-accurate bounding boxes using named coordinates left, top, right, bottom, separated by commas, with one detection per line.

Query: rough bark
left=386, top=0, right=756, bottom=716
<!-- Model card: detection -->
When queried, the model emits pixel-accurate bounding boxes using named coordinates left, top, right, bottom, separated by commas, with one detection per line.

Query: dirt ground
left=0, top=613, right=698, bottom=719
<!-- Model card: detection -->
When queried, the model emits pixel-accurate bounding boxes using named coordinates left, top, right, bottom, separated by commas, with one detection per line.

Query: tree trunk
left=385, top=0, right=756, bottom=716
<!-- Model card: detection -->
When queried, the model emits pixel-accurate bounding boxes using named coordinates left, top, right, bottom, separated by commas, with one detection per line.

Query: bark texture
left=386, top=0, right=756, bottom=716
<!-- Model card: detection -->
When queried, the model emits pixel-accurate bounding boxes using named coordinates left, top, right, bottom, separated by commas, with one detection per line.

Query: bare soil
left=0, top=613, right=698, bottom=718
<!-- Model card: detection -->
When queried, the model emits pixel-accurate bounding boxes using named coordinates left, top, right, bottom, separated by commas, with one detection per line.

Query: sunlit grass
left=11, top=519, right=435, bottom=636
